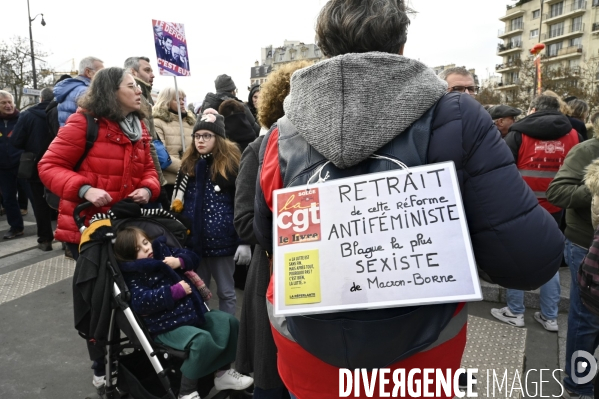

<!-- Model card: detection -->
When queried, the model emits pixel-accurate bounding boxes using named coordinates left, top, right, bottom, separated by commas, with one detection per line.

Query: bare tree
left=0, top=36, right=52, bottom=109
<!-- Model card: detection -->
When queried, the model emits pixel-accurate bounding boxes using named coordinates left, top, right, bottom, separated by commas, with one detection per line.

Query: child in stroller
left=114, top=226, right=253, bottom=399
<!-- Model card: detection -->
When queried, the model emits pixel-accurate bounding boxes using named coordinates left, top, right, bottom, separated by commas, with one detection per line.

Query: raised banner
left=272, top=161, right=481, bottom=316
left=152, top=20, right=191, bottom=77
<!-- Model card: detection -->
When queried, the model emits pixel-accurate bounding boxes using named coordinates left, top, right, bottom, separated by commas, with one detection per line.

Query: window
left=570, top=59, right=580, bottom=68
left=530, top=29, right=539, bottom=38
left=510, top=35, right=522, bottom=47
left=548, top=42, right=563, bottom=56
left=532, top=9, right=540, bottom=19
left=550, top=22, right=565, bottom=38
left=314, top=47, right=321, bottom=57
left=510, top=72, right=519, bottom=84
left=550, top=2, right=564, bottom=18
left=573, top=0, right=586, bottom=9
left=570, top=37, right=583, bottom=47
left=572, top=16, right=583, bottom=32
left=510, top=16, right=523, bottom=31
left=507, top=53, right=520, bottom=62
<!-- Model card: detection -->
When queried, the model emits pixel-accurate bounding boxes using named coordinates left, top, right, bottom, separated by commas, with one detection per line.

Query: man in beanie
left=200, top=74, right=260, bottom=135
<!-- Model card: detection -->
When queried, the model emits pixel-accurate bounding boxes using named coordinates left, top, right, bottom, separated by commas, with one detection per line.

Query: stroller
left=72, top=201, right=234, bottom=399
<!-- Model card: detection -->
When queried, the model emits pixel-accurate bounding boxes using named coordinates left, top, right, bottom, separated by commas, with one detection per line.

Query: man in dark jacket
left=0, top=90, right=24, bottom=239
left=491, top=95, right=579, bottom=331
left=10, top=88, right=56, bottom=250
left=252, top=1, right=564, bottom=397
left=547, top=112, right=599, bottom=399
left=488, top=104, right=521, bottom=138
left=200, top=74, right=260, bottom=135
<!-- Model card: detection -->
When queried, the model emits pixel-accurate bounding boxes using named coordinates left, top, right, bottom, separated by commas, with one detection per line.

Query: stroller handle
left=74, top=201, right=94, bottom=233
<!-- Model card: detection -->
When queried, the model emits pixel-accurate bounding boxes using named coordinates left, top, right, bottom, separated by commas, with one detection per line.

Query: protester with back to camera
left=253, top=1, right=564, bottom=397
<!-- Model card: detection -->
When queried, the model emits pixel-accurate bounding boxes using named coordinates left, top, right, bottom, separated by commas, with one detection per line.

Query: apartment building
left=497, top=0, right=598, bottom=101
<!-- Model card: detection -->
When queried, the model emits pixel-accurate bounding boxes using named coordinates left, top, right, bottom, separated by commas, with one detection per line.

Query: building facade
left=249, top=40, right=324, bottom=86
left=497, top=0, right=598, bottom=101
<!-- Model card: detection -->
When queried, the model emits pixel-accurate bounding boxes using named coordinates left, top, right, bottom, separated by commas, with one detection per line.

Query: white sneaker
left=92, top=373, right=117, bottom=389
left=179, top=391, right=201, bottom=399
left=92, top=375, right=105, bottom=389
left=490, top=307, right=525, bottom=327
left=534, top=312, right=558, bottom=332
left=214, top=369, right=254, bottom=391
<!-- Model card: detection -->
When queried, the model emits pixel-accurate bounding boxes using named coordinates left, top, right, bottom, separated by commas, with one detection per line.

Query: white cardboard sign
left=272, top=161, right=482, bottom=316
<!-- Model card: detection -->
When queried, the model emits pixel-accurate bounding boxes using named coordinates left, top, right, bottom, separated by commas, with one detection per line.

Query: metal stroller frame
left=73, top=202, right=232, bottom=399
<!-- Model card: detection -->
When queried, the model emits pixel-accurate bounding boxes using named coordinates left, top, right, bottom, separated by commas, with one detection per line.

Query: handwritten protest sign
left=152, top=20, right=191, bottom=77
left=272, top=161, right=481, bottom=316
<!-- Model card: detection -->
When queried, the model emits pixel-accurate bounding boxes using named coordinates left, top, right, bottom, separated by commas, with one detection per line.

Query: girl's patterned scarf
left=170, top=154, right=212, bottom=213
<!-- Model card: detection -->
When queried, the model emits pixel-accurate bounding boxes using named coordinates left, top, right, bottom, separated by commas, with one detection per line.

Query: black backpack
left=44, top=113, right=98, bottom=210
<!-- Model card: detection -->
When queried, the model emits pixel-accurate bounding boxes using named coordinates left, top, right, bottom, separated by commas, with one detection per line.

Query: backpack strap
left=73, top=113, right=98, bottom=172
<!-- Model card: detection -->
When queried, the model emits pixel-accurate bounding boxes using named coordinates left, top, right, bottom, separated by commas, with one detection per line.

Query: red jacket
left=38, top=111, right=159, bottom=243
left=517, top=130, right=579, bottom=214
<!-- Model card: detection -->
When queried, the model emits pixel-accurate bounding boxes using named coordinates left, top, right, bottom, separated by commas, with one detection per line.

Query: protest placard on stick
left=152, top=19, right=191, bottom=77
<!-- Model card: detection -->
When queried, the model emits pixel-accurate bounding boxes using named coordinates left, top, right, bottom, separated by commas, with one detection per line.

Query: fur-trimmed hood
left=152, top=107, right=196, bottom=125
left=283, top=52, right=447, bottom=169
left=585, top=158, right=599, bottom=195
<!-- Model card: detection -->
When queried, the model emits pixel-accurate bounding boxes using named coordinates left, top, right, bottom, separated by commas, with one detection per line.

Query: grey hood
left=283, top=52, right=447, bottom=169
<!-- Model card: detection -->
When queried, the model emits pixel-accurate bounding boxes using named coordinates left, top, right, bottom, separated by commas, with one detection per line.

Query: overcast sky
left=4, top=0, right=508, bottom=106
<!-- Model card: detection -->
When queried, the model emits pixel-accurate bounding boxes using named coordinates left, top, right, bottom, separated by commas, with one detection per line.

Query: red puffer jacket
left=38, top=111, right=160, bottom=244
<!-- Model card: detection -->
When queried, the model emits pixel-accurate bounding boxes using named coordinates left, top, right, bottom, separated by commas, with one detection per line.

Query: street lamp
left=27, top=0, right=45, bottom=90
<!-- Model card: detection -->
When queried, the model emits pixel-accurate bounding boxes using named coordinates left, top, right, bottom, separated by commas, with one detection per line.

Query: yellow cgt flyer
left=284, top=249, right=321, bottom=305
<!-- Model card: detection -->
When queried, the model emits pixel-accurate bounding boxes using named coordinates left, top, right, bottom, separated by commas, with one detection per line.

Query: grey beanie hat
left=193, top=113, right=226, bottom=139
left=215, top=74, right=236, bottom=92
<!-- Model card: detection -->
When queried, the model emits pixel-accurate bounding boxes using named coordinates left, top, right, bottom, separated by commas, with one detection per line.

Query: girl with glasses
left=170, top=109, right=251, bottom=317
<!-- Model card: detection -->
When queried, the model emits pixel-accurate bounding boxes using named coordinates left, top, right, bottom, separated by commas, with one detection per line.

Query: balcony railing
left=496, top=60, right=522, bottom=70
left=544, top=0, right=587, bottom=19
left=501, top=77, right=520, bottom=86
left=544, top=44, right=583, bottom=58
left=498, top=41, right=523, bottom=53
left=542, top=23, right=585, bottom=40
left=498, top=22, right=524, bottom=36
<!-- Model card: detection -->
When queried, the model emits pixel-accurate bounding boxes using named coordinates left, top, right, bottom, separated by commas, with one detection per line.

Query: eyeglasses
left=119, top=83, right=141, bottom=92
left=448, top=86, right=480, bottom=94
left=192, top=133, right=215, bottom=141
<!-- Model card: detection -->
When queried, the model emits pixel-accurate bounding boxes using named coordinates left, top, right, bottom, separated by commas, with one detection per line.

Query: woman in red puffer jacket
left=39, top=67, right=160, bottom=259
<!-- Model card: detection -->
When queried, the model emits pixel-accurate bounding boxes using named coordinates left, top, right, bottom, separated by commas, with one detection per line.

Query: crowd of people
left=2, top=0, right=599, bottom=398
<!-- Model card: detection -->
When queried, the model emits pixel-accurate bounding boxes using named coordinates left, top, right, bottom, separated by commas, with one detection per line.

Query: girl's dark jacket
left=174, top=157, right=240, bottom=258
left=120, top=237, right=207, bottom=335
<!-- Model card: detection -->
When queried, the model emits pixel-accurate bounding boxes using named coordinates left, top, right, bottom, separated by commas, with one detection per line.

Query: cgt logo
left=572, top=351, right=598, bottom=385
